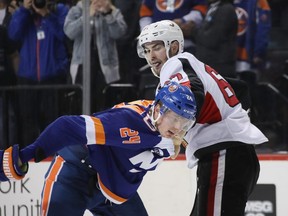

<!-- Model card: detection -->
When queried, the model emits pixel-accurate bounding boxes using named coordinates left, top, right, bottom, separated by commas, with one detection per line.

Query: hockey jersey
left=158, top=52, right=268, bottom=168
left=20, top=100, right=175, bottom=204
left=140, top=0, right=207, bottom=21
left=234, top=0, right=271, bottom=68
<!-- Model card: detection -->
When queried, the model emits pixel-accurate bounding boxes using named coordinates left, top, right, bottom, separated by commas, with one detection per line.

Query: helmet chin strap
left=165, top=46, right=171, bottom=60
left=150, top=67, right=160, bottom=78
left=145, top=45, right=171, bottom=78
left=144, top=59, right=160, bottom=78
left=150, top=104, right=161, bottom=126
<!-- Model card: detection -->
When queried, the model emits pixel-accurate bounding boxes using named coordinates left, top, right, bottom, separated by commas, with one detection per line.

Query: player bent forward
left=0, top=81, right=196, bottom=216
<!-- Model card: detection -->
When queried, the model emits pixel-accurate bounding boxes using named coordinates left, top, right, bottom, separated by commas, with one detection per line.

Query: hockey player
left=0, top=81, right=197, bottom=216
left=137, top=20, right=268, bottom=216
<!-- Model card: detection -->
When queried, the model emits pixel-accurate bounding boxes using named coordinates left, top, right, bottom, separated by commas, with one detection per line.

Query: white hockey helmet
left=137, top=20, right=184, bottom=59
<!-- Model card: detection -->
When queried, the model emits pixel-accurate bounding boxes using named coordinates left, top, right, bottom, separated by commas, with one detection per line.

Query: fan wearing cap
left=0, top=81, right=196, bottom=215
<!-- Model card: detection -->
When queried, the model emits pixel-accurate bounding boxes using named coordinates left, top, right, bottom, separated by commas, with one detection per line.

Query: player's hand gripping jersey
left=159, top=52, right=268, bottom=168
left=1, top=100, right=175, bottom=204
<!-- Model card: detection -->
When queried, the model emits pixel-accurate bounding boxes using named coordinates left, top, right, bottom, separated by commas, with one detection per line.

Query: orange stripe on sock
left=41, top=156, right=65, bottom=216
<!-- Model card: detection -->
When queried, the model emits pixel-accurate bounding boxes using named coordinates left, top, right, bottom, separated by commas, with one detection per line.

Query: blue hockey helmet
left=154, top=81, right=197, bottom=130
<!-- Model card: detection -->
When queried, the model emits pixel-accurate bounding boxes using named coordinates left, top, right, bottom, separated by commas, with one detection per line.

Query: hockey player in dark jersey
left=137, top=20, right=268, bottom=216
left=0, top=81, right=197, bottom=216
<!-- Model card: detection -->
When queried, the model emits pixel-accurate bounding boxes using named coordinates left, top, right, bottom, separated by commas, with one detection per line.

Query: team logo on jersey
left=151, top=147, right=164, bottom=157
left=235, top=7, right=249, bottom=36
left=156, top=0, right=183, bottom=12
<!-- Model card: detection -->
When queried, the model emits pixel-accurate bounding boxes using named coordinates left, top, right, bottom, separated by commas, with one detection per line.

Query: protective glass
left=160, top=106, right=195, bottom=132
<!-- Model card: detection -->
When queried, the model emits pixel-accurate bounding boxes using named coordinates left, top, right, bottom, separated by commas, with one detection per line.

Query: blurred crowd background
left=0, top=0, right=287, bottom=153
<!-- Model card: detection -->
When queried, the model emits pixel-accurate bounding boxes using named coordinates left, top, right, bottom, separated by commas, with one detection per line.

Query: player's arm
left=19, top=115, right=91, bottom=163
left=0, top=115, right=99, bottom=181
left=173, top=2, right=207, bottom=37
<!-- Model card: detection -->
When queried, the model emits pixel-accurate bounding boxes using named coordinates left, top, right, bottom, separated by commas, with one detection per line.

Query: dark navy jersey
left=234, top=0, right=271, bottom=62
left=140, top=0, right=207, bottom=21
left=20, top=100, right=175, bottom=204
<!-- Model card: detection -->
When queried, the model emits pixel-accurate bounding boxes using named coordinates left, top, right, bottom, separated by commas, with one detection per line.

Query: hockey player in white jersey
left=137, top=20, right=268, bottom=216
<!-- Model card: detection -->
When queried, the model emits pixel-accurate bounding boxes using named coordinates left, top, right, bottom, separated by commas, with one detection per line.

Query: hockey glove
left=1, top=145, right=28, bottom=181
left=0, top=150, right=9, bottom=181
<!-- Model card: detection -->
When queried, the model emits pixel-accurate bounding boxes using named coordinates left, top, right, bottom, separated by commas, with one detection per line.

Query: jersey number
left=120, top=128, right=141, bottom=144
left=205, top=65, right=239, bottom=107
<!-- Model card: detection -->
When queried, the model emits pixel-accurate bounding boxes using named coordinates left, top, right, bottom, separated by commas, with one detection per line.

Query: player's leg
left=41, top=155, right=88, bottom=216
left=220, top=145, right=260, bottom=215
left=190, top=144, right=259, bottom=216
left=190, top=150, right=216, bottom=216
left=190, top=191, right=198, bottom=216
left=108, top=192, right=149, bottom=216
left=85, top=179, right=115, bottom=216
left=87, top=184, right=148, bottom=216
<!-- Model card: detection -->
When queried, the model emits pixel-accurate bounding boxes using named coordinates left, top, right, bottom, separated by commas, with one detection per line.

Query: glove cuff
left=2, top=145, right=28, bottom=180
left=0, top=150, right=9, bottom=181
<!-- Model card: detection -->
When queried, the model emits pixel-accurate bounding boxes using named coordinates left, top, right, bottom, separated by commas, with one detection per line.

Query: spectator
left=139, top=0, right=207, bottom=54
left=64, top=0, right=127, bottom=112
left=193, top=0, right=238, bottom=78
left=8, top=0, right=69, bottom=147
left=7, top=0, right=19, bottom=14
left=234, top=0, right=271, bottom=79
left=115, top=0, right=141, bottom=83
left=0, top=0, right=19, bottom=148
left=0, top=0, right=18, bottom=87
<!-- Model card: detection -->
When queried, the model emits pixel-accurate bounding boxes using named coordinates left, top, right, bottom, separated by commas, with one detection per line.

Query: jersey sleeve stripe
left=81, top=115, right=106, bottom=145
left=97, top=174, right=128, bottom=204
left=81, top=115, right=96, bottom=144
left=91, top=117, right=106, bottom=145
left=41, top=155, right=65, bottom=216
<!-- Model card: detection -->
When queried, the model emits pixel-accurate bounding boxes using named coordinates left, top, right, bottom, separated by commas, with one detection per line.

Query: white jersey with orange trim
left=158, top=52, right=268, bottom=168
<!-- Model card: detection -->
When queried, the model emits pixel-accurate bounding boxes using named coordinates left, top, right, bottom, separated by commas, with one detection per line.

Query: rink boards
left=0, top=154, right=287, bottom=216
